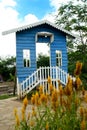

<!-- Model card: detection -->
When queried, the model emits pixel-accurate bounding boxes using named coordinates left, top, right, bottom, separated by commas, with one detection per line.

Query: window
left=23, top=49, right=30, bottom=67
left=56, top=50, right=62, bottom=67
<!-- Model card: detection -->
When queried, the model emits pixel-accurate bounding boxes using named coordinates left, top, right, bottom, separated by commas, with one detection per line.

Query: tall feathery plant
left=14, top=61, right=87, bottom=130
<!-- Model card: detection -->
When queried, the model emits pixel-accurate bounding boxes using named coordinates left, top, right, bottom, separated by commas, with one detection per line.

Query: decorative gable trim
left=2, top=20, right=79, bottom=39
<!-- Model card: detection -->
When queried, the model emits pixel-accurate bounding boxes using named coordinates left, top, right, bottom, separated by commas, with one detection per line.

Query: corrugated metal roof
left=2, top=20, right=79, bottom=38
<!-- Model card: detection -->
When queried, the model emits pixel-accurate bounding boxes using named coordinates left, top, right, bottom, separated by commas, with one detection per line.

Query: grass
left=0, top=94, right=16, bottom=100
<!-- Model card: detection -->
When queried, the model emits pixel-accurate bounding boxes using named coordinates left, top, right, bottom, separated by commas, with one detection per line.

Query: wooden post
left=17, top=78, right=21, bottom=99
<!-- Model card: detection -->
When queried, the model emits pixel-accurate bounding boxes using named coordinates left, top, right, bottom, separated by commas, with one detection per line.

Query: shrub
left=14, top=61, right=87, bottom=130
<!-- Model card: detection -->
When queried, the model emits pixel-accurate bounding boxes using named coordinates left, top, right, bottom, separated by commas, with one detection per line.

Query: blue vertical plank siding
left=16, top=29, right=36, bottom=82
left=16, top=24, right=68, bottom=83
left=50, top=32, right=68, bottom=72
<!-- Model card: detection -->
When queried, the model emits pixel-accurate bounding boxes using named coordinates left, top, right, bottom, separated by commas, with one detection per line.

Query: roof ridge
left=2, top=20, right=79, bottom=39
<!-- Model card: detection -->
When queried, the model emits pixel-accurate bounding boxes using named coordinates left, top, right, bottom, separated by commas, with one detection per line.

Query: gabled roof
left=2, top=20, right=78, bottom=38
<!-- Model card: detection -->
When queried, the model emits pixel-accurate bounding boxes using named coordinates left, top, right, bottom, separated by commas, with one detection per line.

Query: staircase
left=17, top=66, right=70, bottom=98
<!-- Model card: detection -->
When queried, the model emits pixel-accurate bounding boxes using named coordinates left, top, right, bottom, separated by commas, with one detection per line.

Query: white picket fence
left=17, top=66, right=70, bottom=98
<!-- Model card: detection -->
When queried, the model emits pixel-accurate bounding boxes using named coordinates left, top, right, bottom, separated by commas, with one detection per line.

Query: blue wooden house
left=3, top=20, right=77, bottom=98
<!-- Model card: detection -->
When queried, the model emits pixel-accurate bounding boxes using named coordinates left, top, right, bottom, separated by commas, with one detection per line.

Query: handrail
left=18, top=66, right=69, bottom=98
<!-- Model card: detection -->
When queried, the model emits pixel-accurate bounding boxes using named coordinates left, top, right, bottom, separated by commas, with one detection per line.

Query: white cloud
left=0, top=0, right=83, bottom=58
left=1, top=0, right=69, bottom=57
left=0, top=0, right=39, bottom=57
left=0, top=8, right=19, bottom=31
left=0, top=0, right=20, bottom=58
left=23, top=14, right=39, bottom=25
left=43, top=0, right=64, bottom=23
left=0, top=0, right=20, bottom=31
left=42, top=12, right=56, bottom=23
left=0, top=0, right=58, bottom=58
left=0, top=0, right=16, bottom=7
left=36, top=43, right=50, bottom=57
left=49, top=0, right=62, bottom=10
left=49, top=0, right=83, bottom=11
left=0, top=33, right=16, bottom=58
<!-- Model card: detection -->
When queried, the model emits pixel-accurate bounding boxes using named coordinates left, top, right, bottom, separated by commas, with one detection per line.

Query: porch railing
left=17, top=66, right=70, bottom=98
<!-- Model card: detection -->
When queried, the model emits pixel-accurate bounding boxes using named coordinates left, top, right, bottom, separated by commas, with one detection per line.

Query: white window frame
left=23, top=49, right=30, bottom=67
left=56, top=50, right=62, bottom=67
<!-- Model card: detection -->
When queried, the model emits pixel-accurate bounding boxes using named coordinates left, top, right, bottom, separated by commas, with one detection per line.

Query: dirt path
left=0, top=97, right=32, bottom=130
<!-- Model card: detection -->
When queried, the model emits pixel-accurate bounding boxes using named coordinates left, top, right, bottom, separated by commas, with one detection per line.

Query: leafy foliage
left=55, top=0, right=87, bottom=47
left=37, top=53, right=50, bottom=68
left=14, top=61, right=87, bottom=130
left=55, top=0, right=87, bottom=87
left=68, top=45, right=87, bottom=88
left=0, top=56, right=16, bottom=81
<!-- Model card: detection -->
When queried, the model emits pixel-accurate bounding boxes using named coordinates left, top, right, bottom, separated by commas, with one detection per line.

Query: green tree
left=68, top=44, right=87, bottom=87
left=37, top=53, right=50, bottom=68
left=0, top=56, right=16, bottom=81
left=55, top=0, right=87, bottom=50
left=55, top=0, right=87, bottom=87
left=0, top=56, right=16, bottom=95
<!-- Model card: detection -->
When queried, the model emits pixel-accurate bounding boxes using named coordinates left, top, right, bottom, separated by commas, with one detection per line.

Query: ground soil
left=0, top=97, right=32, bottom=130
left=0, top=82, right=87, bottom=130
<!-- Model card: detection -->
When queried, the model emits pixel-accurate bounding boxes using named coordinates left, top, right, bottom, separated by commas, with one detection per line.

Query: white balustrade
left=18, top=66, right=69, bottom=98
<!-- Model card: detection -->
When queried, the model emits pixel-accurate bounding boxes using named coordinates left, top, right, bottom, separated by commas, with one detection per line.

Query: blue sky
left=16, top=0, right=53, bottom=19
left=0, top=0, right=55, bottom=57
left=0, top=0, right=73, bottom=57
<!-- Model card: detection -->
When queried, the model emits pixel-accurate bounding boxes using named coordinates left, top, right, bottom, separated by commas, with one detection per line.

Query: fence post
left=39, top=67, right=42, bottom=85
left=17, top=77, right=21, bottom=99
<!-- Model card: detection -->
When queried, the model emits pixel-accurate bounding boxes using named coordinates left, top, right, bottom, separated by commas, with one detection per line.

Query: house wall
left=16, top=24, right=68, bottom=83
